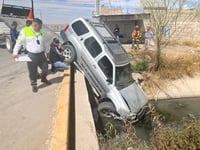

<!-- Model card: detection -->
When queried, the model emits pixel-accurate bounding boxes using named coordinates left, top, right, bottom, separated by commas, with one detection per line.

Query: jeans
left=54, top=61, right=67, bottom=71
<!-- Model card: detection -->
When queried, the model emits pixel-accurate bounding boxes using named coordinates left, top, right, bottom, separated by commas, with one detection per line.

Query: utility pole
left=95, top=0, right=100, bottom=16
left=31, top=0, right=35, bottom=18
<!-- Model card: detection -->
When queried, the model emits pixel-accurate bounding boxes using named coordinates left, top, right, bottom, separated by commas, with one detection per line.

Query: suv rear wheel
left=63, top=44, right=76, bottom=64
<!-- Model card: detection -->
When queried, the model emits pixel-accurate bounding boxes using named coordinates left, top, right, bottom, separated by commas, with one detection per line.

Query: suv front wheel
left=98, top=101, right=123, bottom=132
left=63, top=44, right=76, bottom=64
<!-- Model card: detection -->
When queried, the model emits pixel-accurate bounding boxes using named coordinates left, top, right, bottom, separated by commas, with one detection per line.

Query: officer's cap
left=32, top=18, right=43, bottom=25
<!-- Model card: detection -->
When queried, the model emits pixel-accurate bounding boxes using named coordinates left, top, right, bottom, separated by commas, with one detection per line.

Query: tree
left=141, top=0, right=197, bottom=71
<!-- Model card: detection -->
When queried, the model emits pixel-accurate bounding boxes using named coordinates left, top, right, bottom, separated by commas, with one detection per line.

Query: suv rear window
left=98, top=56, right=113, bottom=82
left=72, top=20, right=89, bottom=36
left=84, top=37, right=102, bottom=57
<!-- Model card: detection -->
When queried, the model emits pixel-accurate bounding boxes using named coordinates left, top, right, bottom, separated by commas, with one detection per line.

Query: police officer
left=12, top=18, right=51, bottom=93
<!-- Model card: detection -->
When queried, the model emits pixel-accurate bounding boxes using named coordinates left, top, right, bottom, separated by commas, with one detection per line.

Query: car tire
left=5, top=36, right=12, bottom=53
left=63, top=44, right=76, bottom=64
left=98, top=101, right=116, bottom=117
left=98, top=101, right=123, bottom=133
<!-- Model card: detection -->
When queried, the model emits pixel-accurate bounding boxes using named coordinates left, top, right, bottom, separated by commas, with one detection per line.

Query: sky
left=0, top=0, right=144, bottom=24
left=0, top=0, right=198, bottom=24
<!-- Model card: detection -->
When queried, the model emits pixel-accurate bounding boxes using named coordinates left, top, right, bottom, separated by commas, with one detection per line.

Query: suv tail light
left=64, top=24, right=69, bottom=32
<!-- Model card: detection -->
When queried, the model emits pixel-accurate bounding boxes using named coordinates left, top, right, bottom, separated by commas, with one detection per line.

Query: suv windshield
left=115, top=64, right=134, bottom=90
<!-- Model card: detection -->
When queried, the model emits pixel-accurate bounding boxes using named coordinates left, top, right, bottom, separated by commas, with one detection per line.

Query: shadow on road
left=38, top=73, right=69, bottom=89
left=0, top=45, right=6, bottom=49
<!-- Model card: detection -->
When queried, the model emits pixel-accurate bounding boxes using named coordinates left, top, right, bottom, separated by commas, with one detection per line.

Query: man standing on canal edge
left=12, top=18, right=51, bottom=93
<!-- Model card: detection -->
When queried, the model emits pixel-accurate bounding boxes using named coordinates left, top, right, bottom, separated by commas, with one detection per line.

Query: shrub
left=151, top=118, right=200, bottom=150
left=98, top=105, right=200, bottom=150
left=131, top=61, right=148, bottom=72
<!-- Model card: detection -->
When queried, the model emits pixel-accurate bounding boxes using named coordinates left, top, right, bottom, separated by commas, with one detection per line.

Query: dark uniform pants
left=27, top=52, right=48, bottom=86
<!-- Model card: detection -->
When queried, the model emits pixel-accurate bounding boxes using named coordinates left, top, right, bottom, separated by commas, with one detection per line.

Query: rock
left=127, top=147, right=134, bottom=150
left=132, top=73, right=144, bottom=83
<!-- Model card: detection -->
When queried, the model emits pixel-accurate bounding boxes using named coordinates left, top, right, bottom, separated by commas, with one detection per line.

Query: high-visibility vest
left=132, top=30, right=141, bottom=41
left=15, top=26, right=46, bottom=54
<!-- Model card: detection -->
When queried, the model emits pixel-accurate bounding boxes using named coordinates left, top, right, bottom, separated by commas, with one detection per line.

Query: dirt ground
left=123, top=42, right=200, bottom=100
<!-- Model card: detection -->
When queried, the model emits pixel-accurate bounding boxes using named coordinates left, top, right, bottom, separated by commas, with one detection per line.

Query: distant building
left=100, top=5, right=123, bottom=15
left=98, top=6, right=200, bottom=43
left=98, top=6, right=150, bottom=44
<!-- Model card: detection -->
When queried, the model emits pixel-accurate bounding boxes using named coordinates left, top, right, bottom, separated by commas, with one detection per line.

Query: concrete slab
left=154, top=75, right=200, bottom=100
left=75, top=72, right=99, bottom=150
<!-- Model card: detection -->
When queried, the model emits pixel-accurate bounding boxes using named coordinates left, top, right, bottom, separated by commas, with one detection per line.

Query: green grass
left=131, top=61, right=148, bottom=72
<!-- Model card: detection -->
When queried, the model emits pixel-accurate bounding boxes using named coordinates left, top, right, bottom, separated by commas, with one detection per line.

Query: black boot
left=31, top=81, right=38, bottom=93
left=41, top=78, right=52, bottom=85
left=32, top=85, right=38, bottom=93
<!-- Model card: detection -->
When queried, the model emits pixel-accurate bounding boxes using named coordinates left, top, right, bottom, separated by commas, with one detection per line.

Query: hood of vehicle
left=120, top=82, right=147, bottom=113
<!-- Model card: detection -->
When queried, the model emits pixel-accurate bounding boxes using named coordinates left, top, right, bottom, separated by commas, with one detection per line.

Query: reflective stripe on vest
left=17, top=27, right=43, bottom=43
left=23, top=27, right=43, bottom=37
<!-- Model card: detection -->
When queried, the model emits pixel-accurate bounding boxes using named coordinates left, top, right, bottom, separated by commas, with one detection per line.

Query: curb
left=49, top=69, right=70, bottom=150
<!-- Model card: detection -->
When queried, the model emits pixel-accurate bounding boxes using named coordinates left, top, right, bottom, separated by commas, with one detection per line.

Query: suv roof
left=72, top=18, right=129, bottom=66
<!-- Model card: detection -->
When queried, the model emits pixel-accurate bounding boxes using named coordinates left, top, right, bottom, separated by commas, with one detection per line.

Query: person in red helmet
left=132, top=25, right=141, bottom=50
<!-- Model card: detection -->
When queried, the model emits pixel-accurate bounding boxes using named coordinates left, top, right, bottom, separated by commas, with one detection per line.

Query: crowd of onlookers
left=113, top=24, right=154, bottom=50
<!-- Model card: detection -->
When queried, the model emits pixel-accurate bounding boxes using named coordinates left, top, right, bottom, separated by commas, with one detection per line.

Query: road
left=0, top=48, right=63, bottom=150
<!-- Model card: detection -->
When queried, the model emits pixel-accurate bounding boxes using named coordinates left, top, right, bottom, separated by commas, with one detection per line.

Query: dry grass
left=129, top=50, right=200, bottom=97
left=151, top=118, right=200, bottom=150
left=144, top=53, right=200, bottom=97
left=99, top=105, right=200, bottom=150
left=171, top=40, right=200, bottom=48
left=158, top=53, right=200, bottom=80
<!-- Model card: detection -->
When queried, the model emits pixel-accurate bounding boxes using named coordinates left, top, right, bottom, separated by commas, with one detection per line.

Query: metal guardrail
left=49, top=66, right=76, bottom=150
left=68, top=64, right=76, bottom=150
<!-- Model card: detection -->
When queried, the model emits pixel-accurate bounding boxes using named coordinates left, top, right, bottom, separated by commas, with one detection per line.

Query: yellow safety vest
left=14, top=27, right=46, bottom=54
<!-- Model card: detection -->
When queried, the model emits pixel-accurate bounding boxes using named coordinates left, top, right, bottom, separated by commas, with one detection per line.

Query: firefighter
left=132, top=25, right=141, bottom=50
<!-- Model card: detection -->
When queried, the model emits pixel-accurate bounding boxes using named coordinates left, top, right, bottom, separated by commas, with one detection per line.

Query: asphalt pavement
left=0, top=48, right=62, bottom=150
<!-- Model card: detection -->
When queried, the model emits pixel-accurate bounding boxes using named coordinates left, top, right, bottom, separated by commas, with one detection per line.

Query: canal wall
left=147, top=75, right=200, bottom=100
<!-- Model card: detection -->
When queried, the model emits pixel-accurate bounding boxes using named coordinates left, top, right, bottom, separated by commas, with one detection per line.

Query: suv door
left=80, top=35, right=106, bottom=96
left=98, top=56, right=114, bottom=86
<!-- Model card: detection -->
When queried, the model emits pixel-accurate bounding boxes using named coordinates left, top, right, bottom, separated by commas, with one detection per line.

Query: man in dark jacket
left=10, top=21, right=19, bottom=50
left=49, top=38, right=68, bottom=72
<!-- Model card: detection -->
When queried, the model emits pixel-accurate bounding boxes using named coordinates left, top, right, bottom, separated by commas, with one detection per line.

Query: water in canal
left=135, top=97, right=200, bottom=141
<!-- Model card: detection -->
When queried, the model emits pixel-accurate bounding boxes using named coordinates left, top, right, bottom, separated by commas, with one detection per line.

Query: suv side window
left=98, top=56, right=113, bottom=82
left=72, top=20, right=89, bottom=36
left=84, top=37, right=102, bottom=57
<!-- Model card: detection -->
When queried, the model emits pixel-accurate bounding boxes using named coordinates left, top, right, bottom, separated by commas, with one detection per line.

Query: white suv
left=60, top=18, right=147, bottom=122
